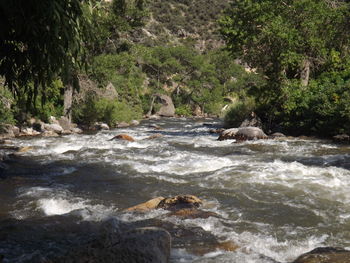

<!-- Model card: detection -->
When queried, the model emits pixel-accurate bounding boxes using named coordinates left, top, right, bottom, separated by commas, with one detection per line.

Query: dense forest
left=1, top=0, right=350, bottom=136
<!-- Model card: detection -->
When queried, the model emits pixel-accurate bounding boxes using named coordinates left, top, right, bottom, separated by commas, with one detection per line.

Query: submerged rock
left=145, top=134, right=163, bottom=140
left=270, top=132, right=286, bottom=138
left=167, top=208, right=217, bottom=219
left=56, top=220, right=171, bottom=263
left=293, top=247, right=350, bottom=263
left=109, top=134, right=135, bottom=142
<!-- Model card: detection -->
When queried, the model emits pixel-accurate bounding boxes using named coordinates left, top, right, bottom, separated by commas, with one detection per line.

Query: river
left=0, top=118, right=350, bottom=262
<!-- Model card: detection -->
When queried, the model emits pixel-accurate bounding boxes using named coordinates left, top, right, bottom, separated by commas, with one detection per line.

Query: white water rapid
left=1, top=118, right=350, bottom=262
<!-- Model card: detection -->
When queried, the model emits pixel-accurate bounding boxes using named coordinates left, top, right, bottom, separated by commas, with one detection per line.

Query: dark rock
left=167, top=208, right=217, bottom=219
left=149, top=124, right=163, bottom=130
left=293, top=247, right=350, bottom=263
left=270, top=132, right=286, bottom=138
left=209, top=128, right=225, bottom=134
left=333, top=134, right=350, bottom=144
left=32, top=121, right=45, bottom=132
left=56, top=219, right=171, bottom=263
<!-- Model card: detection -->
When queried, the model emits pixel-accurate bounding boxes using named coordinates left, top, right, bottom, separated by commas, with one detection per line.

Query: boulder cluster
left=0, top=116, right=83, bottom=139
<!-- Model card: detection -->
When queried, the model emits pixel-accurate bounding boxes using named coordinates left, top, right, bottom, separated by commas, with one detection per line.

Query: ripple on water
left=3, top=119, right=350, bottom=262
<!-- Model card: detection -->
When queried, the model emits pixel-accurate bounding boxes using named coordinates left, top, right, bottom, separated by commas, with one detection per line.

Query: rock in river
left=293, top=247, right=350, bottom=263
left=109, top=134, right=135, bottom=142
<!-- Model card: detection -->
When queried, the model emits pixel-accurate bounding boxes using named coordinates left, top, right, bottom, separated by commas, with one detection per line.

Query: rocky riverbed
left=1, top=118, right=350, bottom=262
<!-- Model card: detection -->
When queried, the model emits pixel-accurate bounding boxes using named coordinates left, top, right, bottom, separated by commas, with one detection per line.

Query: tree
left=220, top=0, right=350, bottom=134
left=219, top=0, right=350, bottom=86
left=0, top=0, right=87, bottom=115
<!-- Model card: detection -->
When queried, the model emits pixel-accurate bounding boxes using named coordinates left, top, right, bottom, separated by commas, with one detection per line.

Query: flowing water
left=1, top=118, right=350, bottom=262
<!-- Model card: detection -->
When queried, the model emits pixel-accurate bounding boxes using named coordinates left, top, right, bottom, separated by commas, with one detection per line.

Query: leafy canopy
left=220, top=0, right=350, bottom=82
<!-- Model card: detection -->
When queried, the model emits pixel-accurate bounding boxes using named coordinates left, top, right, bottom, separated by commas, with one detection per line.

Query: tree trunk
left=147, top=96, right=156, bottom=116
left=63, top=81, right=73, bottom=122
left=300, top=59, right=310, bottom=87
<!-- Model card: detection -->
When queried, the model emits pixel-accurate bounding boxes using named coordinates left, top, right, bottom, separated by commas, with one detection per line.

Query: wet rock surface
left=109, top=134, right=135, bottom=142
left=292, top=247, right=350, bottom=263
left=0, top=217, right=171, bottom=263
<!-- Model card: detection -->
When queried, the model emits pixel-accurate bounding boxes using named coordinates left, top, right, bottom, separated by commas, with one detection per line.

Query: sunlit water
left=1, top=118, right=350, bottom=262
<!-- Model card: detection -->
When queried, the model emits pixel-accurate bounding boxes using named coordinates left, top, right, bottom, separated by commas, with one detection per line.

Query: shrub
left=224, top=98, right=256, bottom=127
left=0, top=85, right=15, bottom=126
left=175, top=105, right=192, bottom=116
left=73, top=96, right=142, bottom=127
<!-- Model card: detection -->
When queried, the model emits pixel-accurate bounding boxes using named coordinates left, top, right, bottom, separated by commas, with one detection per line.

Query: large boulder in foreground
left=55, top=219, right=171, bottom=263
left=293, top=247, right=350, bottom=263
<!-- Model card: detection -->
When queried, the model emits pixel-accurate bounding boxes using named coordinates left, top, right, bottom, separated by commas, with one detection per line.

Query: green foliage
left=224, top=98, right=256, bottom=127
left=175, top=105, right=192, bottom=116
left=220, top=0, right=350, bottom=135
left=0, top=0, right=88, bottom=107
left=0, top=84, right=15, bottom=125
left=277, top=72, right=350, bottom=136
left=90, top=52, right=145, bottom=106
left=220, top=0, right=350, bottom=82
left=73, top=96, right=142, bottom=127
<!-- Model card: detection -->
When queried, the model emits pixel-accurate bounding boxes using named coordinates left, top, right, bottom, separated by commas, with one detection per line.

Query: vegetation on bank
left=220, top=0, right=350, bottom=136
left=1, top=0, right=350, bottom=136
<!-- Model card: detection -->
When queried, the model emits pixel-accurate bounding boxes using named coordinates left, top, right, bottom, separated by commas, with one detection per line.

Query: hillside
left=130, top=0, right=230, bottom=51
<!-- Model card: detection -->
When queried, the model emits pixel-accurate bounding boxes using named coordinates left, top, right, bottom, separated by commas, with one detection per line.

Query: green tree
left=0, top=0, right=88, bottom=114
left=220, top=0, right=350, bottom=134
left=220, top=0, right=350, bottom=86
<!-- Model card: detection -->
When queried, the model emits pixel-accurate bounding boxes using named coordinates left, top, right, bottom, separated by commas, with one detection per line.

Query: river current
left=1, top=118, right=350, bottom=262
